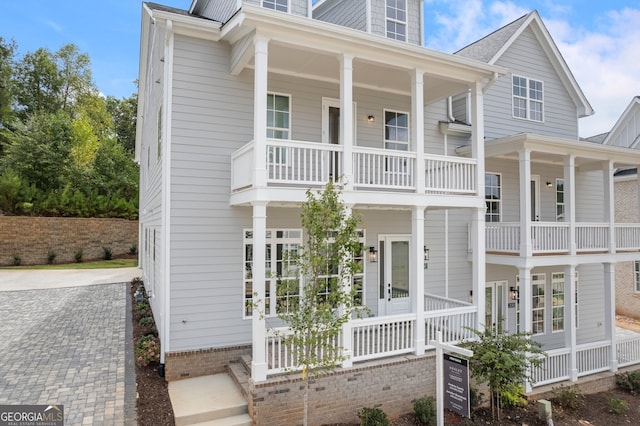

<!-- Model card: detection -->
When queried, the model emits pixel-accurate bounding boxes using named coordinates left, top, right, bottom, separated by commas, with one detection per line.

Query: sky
left=0, top=0, right=639, bottom=138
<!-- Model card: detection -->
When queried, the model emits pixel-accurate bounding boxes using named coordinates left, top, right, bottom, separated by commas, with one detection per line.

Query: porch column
left=564, top=155, right=576, bottom=255
left=251, top=202, right=268, bottom=382
left=253, top=36, right=269, bottom=188
left=412, top=69, right=425, bottom=193
left=412, top=206, right=426, bottom=355
left=604, top=161, right=616, bottom=253
left=564, top=264, right=578, bottom=381
left=604, top=262, right=618, bottom=372
left=470, top=81, right=485, bottom=197
left=519, top=149, right=532, bottom=257
left=472, top=207, right=486, bottom=332
left=341, top=205, right=354, bottom=368
left=340, top=54, right=354, bottom=190
left=518, top=266, right=533, bottom=392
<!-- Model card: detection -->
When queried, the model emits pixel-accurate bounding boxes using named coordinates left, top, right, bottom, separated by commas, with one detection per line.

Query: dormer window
left=386, top=0, right=407, bottom=41
left=512, top=75, right=544, bottom=122
left=263, top=0, right=288, bottom=12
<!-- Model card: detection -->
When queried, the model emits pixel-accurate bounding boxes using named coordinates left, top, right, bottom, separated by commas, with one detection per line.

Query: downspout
left=447, top=96, right=455, bottom=122
left=159, top=18, right=174, bottom=376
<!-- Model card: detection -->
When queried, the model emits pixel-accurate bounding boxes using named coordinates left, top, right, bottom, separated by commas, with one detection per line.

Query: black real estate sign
left=443, top=353, right=470, bottom=418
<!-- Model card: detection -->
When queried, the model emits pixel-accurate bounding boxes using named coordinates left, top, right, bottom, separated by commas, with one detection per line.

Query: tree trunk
left=303, top=377, right=309, bottom=426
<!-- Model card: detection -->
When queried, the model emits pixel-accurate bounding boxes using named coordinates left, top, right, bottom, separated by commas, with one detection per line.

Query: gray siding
left=245, top=0, right=309, bottom=16
left=313, top=0, right=367, bottom=32
left=484, top=27, right=579, bottom=141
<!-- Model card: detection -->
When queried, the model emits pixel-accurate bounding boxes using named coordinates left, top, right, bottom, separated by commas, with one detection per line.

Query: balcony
left=485, top=222, right=640, bottom=254
left=231, top=139, right=477, bottom=195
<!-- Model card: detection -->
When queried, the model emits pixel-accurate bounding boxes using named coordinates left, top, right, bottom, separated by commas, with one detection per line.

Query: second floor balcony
left=231, top=139, right=477, bottom=200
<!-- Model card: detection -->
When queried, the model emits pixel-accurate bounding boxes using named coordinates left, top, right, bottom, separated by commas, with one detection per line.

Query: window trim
left=383, top=109, right=410, bottom=151
left=485, top=172, right=502, bottom=223
left=551, top=272, right=565, bottom=333
left=266, top=92, right=291, bottom=140
left=385, top=0, right=407, bottom=42
left=512, top=74, right=544, bottom=122
left=556, top=178, right=565, bottom=222
left=635, top=261, right=640, bottom=293
left=262, top=0, right=289, bottom=13
left=531, top=273, right=546, bottom=336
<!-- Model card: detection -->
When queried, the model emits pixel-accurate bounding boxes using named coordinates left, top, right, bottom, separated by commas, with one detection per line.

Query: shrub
left=616, top=371, right=640, bottom=395
left=552, top=385, right=583, bottom=409
left=135, top=301, right=150, bottom=313
left=606, top=396, right=629, bottom=414
left=47, top=250, right=56, bottom=264
left=102, top=246, right=113, bottom=260
left=500, top=383, right=527, bottom=408
left=413, top=397, right=436, bottom=425
left=12, top=253, right=21, bottom=266
left=139, top=316, right=154, bottom=327
left=129, top=243, right=137, bottom=255
left=135, top=335, right=160, bottom=366
left=74, top=249, right=83, bottom=263
left=358, top=407, right=389, bottom=426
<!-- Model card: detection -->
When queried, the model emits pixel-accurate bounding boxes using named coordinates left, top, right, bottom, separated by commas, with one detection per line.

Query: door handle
left=388, top=284, right=391, bottom=301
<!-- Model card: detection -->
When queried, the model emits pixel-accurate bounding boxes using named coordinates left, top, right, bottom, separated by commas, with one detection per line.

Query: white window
left=319, top=230, right=366, bottom=306
left=266, top=93, right=290, bottom=139
left=386, top=0, right=407, bottom=41
left=532, top=279, right=545, bottom=335
left=551, top=272, right=564, bottom=332
left=635, top=261, right=640, bottom=292
left=262, top=0, right=287, bottom=12
left=384, top=110, right=409, bottom=151
left=243, top=229, right=302, bottom=318
left=485, top=173, right=501, bottom=222
left=556, top=178, right=565, bottom=221
left=512, top=75, right=544, bottom=122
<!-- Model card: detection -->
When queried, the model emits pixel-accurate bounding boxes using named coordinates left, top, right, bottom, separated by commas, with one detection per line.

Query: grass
left=0, top=258, right=137, bottom=270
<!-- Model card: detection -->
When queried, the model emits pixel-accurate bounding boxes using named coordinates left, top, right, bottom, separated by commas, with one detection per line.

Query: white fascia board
left=150, top=8, right=221, bottom=41
left=135, top=4, right=154, bottom=162
left=603, top=97, right=640, bottom=145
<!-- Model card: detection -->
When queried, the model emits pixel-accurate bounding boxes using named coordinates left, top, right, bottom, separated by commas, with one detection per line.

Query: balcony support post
left=519, top=149, right=532, bottom=257
left=251, top=201, right=269, bottom=382
left=604, top=161, right=615, bottom=253
left=564, top=155, right=576, bottom=255
left=604, top=262, right=618, bottom=372
left=518, top=266, right=533, bottom=392
left=472, top=207, right=486, bottom=332
left=564, top=264, right=578, bottom=381
left=340, top=54, right=354, bottom=190
left=412, top=206, right=426, bottom=355
left=253, top=35, right=269, bottom=188
left=412, top=69, right=425, bottom=193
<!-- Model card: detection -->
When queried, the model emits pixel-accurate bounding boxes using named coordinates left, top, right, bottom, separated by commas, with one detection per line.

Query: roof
left=601, top=96, right=640, bottom=147
left=144, top=2, right=193, bottom=17
left=455, top=10, right=594, bottom=118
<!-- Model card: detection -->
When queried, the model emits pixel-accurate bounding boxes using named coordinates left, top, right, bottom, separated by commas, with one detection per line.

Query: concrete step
left=169, top=373, right=248, bottom=426
left=191, top=413, right=252, bottom=426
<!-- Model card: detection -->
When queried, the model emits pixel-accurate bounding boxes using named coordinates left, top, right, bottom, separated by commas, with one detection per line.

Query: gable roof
left=601, top=96, right=640, bottom=148
left=455, top=10, right=594, bottom=118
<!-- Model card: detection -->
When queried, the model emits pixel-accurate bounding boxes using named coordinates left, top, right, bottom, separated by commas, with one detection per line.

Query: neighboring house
left=136, top=1, right=640, bottom=423
left=588, top=96, right=640, bottom=320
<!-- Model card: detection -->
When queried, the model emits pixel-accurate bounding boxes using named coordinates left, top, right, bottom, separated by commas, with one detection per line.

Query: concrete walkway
left=0, top=268, right=141, bottom=425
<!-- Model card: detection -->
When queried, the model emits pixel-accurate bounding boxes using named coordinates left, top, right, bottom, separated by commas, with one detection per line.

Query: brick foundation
left=247, top=354, right=437, bottom=426
left=0, top=216, right=138, bottom=265
left=164, top=345, right=252, bottom=381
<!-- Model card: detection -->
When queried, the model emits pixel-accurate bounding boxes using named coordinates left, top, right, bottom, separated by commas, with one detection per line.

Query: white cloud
left=39, top=17, right=63, bottom=33
left=549, top=8, right=640, bottom=137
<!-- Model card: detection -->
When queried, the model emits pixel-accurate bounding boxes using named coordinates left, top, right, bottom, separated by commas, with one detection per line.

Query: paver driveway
left=0, top=281, right=136, bottom=425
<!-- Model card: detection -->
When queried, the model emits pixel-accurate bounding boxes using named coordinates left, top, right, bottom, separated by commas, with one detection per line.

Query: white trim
left=551, top=272, right=565, bottom=333
left=321, top=97, right=357, bottom=145
left=262, top=0, right=289, bottom=13
left=555, top=178, right=565, bottom=221
left=531, top=174, right=540, bottom=221
left=485, top=171, right=502, bottom=222
left=266, top=91, right=292, bottom=140
left=385, top=0, right=408, bottom=42
left=383, top=108, right=410, bottom=151
left=512, top=74, right=544, bottom=123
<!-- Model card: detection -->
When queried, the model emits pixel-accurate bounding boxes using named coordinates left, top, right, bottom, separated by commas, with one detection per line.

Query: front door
left=485, top=281, right=507, bottom=332
left=322, top=98, right=356, bottom=181
left=379, top=235, right=411, bottom=315
left=531, top=175, right=540, bottom=221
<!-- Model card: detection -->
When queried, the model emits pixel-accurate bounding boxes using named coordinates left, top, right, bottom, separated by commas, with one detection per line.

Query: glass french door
left=378, top=235, right=411, bottom=315
left=485, top=281, right=507, bottom=332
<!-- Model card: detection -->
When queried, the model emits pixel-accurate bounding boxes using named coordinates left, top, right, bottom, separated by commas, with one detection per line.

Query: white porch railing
left=576, top=223, right=609, bottom=252
left=231, top=141, right=255, bottom=191
left=351, top=313, right=416, bottom=362
left=267, top=139, right=343, bottom=185
left=616, top=224, right=640, bottom=250
left=424, top=293, right=473, bottom=311
left=425, top=306, right=477, bottom=346
left=576, top=341, right=611, bottom=376
left=266, top=327, right=343, bottom=375
left=531, top=348, right=571, bottom=387
left=424, top=154, right=476, bottom=194
left=531, top=222, right=570, bottom=253
left=353, top=147, right=416, bottom=190
left=485, top=222, right=520, bottom=253
left=617, top=334, right=640, bottom=367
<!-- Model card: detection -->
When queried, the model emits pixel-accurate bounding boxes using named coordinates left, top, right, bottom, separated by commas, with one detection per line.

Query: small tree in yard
left=461, top=326, right=545, bottom=421
left=275, top=181, right=365, bottom=426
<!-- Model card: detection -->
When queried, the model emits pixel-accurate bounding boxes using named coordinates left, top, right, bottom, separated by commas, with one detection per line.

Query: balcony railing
left=231, top=139, right=478, bottom=195
left=486, top=221, right=640, bottom=255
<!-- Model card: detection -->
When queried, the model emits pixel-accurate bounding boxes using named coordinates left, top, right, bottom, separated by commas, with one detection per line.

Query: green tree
left=54, top=44, right=94, bottom=113
left=91, top=137, right=139, bottom=201
left=0, top=37, right=17, bottom=130
left=13, top=47, right=62, bottom=120
left=2, top=111, right=73, bottom=191
left=106, top=93, right=137, bottom=153
left=274, top=181, right=364, bottom=426
left=461, top=326, right=546, bottom=420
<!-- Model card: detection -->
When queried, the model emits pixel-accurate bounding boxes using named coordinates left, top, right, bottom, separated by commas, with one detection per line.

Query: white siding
left=484, top=27, right=579, bottom=141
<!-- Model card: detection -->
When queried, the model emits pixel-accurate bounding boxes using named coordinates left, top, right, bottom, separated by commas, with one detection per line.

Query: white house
left=136, top=1, right=640, bottom=423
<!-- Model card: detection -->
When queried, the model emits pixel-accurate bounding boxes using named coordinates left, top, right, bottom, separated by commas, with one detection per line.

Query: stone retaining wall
left=0, top=216, right=138, bottom=265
